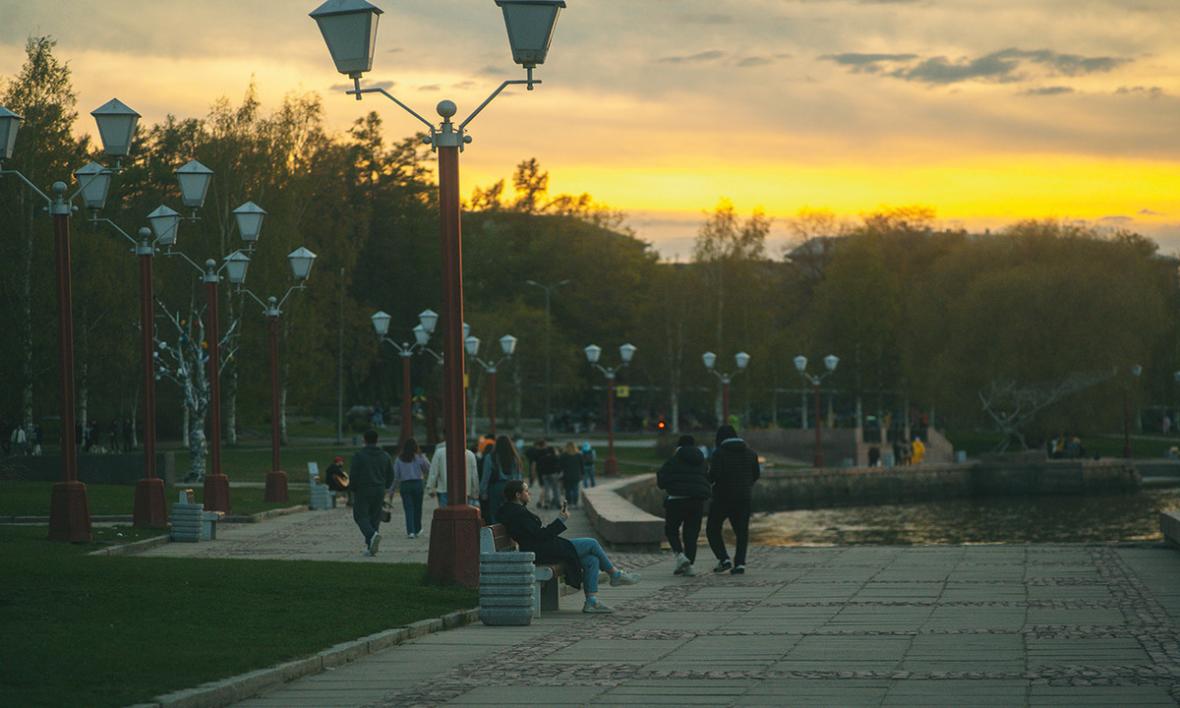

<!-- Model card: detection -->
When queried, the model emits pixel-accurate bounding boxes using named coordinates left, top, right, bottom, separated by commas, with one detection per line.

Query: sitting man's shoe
left=610, top=569, right=641, bottom=586
left=368, top=532, right=381, bottom=556
left=731, top=565, right=746, bottom=575
left=583, top=599, right=613, bottom=614
left=714, top=559, right=733, bottom=573
left=673, top=552, right=691, bottom=575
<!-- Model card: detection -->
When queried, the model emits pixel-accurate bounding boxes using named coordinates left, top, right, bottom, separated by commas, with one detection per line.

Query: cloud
left=658, top=50, right=725, bottom=64
left=452, top=80, right=476, bottom=90
left=820, top=53, right=918, bottom=73
left=1022, top=86, right=1074, bottom=96
left=823, top=48, right=1132, bottom=86
left=418, top=84, right=440, bottom=92
left=676, top=13, right=733, bottom=24
left=1117, top=85, right=1165, bottom=98
left=329, top=80, right=394, bottom=92
left=1140, top=208, right=1164, bottom=216
left=386, top=48, right=403, bottom=54
left=737, top=56, right=774, bottom=68
left=1100, top=215, right=1134, bottom=224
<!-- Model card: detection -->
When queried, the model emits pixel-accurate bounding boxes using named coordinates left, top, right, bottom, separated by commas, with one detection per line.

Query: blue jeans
left=570, top=537, right=614, bottom=595
left=400, top=479, right=424, bottom=534
left=437, top=492, right=447, bottom=508
left=582, top=465, right=596, bottom=488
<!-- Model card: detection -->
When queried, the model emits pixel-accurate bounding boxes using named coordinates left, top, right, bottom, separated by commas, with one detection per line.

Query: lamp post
left=702, top=351, right=750, bottom=423
left=585, top=343, right=637, bottom=477
left=371, top=308, right=443, bottom=444
left=526, top=279, right=569, bottom=436
left=466, top=333, right=518, bottom=437
left=795, top=354, right=839, bottom=468
left=235, top=247, right=317, bottom=502
left=87, top=159, right=214, bottom=527
left=312, top=0, right=566, bottom=588
left=164, top=202, right=267, bottom=512
left=1123, top=364, right=1142, bottom=458
left=0, top=98, right=140, bottom=542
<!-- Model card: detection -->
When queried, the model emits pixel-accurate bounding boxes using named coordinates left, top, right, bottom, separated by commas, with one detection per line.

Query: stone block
left=479, top=606, right=533, bottom=626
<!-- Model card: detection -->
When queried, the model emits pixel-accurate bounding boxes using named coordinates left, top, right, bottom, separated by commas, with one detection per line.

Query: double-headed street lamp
left=466, top=332, right=518, bottom=437
left=526, top=278, right=569, bottom=436
left=0, top=98, right=141, bottom=542
left=371, top=308, right=443, bottom=444
left=703, top=351, right=751, bottom=423
left=236, top=248, right=318, bottom=502
left=86, top=158, right=215, bottom=528
left=585, top=343, right=637, bottom=477
left=795, top=354, right=839, bottom=468
left=311, top=0, right=566, bottom=588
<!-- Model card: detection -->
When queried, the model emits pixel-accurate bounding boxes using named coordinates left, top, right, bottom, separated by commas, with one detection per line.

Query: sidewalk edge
left=87, top=533, right=172, bottom=557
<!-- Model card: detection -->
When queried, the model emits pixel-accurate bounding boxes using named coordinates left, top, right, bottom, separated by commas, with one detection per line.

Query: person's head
left=399, top=438, right=419, bottom=462
left=495, top=434, right=518, bottom=468
left=715, top=425, right=738, bottom=447
left=333, top=455, right=344, bottom=465
left=563, top=441, right=578, bottom=455
left=534, top=438, right=547, bottom=448
left=677, top=434, right=695, bottom=448
left=363, top=429, right=379, bottom=445
left=581, top=441, right=592, bottom=454
left=504, top=479, right=529, bottom=504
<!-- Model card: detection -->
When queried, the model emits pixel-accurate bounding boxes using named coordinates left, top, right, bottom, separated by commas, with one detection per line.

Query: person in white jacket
left=427, top=442, right=481, bottom=508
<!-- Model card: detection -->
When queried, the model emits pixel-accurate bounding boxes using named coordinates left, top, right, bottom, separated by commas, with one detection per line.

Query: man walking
left=705, top=425, right=760, bottom=575
left=657, top=434, right=711, bottom=576
left=350, top=429, right=394, bottom=556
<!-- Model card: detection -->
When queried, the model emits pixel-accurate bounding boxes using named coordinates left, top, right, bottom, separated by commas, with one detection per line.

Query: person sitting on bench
left=325, top=455, right=352, bottom=506
left=496, top=479, right=640, bottom=614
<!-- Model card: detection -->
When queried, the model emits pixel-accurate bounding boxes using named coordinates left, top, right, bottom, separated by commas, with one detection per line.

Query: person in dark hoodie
left=705, top=424, right=760, bottom=574
left=497, top=480, right=640, bottom=613
left=350, top=429, right=395, bottom=556
left=657, top=434, right=711, bottom=576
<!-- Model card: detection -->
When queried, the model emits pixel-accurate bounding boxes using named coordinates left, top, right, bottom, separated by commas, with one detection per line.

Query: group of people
left=1048, top=433, right=1086, bottom=459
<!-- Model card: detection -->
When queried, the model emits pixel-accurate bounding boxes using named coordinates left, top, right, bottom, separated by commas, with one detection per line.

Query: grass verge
left=0, top=481, right=308, bottom=518
left=0, top=526, right=476, bottom=707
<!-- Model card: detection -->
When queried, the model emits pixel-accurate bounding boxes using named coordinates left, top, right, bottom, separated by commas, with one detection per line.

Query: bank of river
left=749, top=488, right=1180, bottom=546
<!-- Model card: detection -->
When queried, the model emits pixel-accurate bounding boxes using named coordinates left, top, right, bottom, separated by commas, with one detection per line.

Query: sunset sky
left=2, top=0, right=1178, bottom=257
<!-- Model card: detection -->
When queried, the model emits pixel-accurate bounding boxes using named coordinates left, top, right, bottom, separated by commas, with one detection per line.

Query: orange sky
left=2, top=0, right=1179, bottom=256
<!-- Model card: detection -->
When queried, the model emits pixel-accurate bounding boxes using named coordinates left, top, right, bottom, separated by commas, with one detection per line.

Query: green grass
left=0, top=526, right=477, bottom=707
left=175, top=444, right=361, bottom=485
left=0, top=482, right=307, bottom=517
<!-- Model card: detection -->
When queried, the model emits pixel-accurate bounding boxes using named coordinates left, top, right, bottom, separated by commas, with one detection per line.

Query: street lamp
left=1123, top=364, right=1143, bottom=458
left=312, top=0, right=566, bottom=588
left=371, top=308, right=444, bottom=444
left=236, top=247, right=317, bottom=502
left=585, top=343, right=636, bottom=477
left=703, top=350, right=750, bottom=423
left=525, top=279, right=569, bottom=437
left=795, top=354, right=839, bottom=468
left=0, top=97, right=141, bottom=543
left=467, top=332, right=518, bottom=437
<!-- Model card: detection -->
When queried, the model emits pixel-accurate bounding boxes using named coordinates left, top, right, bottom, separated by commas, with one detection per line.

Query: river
left=748, top=487, right=1180, bottom=546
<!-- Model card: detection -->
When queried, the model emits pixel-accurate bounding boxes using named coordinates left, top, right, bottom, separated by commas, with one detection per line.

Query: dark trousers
left=564, top=483, right=580, bottom=507
left=400, top=479, right=424, bottom=534
left=353, top=490, right=384, bottom=545
left=664, top=497, right=704, bottom=562
left=706, top=496, right=751, bottom=566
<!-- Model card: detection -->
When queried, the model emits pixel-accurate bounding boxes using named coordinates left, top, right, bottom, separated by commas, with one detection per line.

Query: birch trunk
left=20, top=192, right=34, bottom=431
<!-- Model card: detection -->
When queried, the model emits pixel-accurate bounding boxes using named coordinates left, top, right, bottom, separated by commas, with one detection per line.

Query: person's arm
left=426, top=451, right=442, bottom=494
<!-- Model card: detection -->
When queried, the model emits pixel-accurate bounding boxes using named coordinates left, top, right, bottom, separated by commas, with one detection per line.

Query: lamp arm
left=379, top=337, right=408, bottom=356
left=347, top=86, right=437, bottom=134
left=163, top=249, right=206, bottom=276
left=276, top=284, right=306, bottom=311
left=237, top=287, right=269, bottom=312
left=91, top=216, right=138, bottom=246
left=423, top=347, right=444, bottom=365
left=66, top=167, right=114, bottom=205
left=0, top=168, right=51, bottom=204
left=459, top=79, right=536, bottom=132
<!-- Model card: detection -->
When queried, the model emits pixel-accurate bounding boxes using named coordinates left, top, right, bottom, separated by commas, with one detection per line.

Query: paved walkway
left=142, top=502, right=1180, bottom=706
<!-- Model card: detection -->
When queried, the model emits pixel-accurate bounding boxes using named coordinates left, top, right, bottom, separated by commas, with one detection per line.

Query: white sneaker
left=673, top=553, right=691, bottom=575
left=368, top=532, right=381, bottom=556
left=683, top=563, right=696, bottom=577
left=610, top=569, right=640, bottom=587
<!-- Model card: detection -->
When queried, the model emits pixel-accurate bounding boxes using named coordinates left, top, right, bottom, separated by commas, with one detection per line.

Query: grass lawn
left=0, top=481, right=308, bottom=517
left=0, top=525, right=477, bottom=707
left=175, top=443, right=360, bottom=485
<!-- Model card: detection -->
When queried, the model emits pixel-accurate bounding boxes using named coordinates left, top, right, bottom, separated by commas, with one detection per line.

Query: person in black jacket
left=705, top=425, right=760, bottom=575
left=497, top=480, right=640, bottom=613
left=350, top=429, right=395, bottom=556
left=657, top=434, right=711, bottom=576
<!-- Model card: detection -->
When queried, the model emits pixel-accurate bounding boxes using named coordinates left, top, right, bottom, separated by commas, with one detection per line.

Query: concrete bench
left=170, top=500, right=223, bottom=542
left=307, top=462, right=339, bottom=510
left=480, top=523, right=565, bottom=617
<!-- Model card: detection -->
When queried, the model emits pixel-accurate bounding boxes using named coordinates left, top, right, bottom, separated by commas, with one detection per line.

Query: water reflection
left=749, top=489, right=1180, bottom=546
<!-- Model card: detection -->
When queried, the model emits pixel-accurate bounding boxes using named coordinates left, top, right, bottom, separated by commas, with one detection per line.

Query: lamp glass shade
left=495, top=0, right=565, bottom=68
left=1132, top=364, right=1143, bottom=377
left=223, top=251, right=250, bottom=285
left=463, top=322, right=471, bottom=339
left=824, top=354, right=840, bottom=372
left=500, top=334, right=517, bottom=356
left=0, top=107, right=21, bottom=160
left=1174, top=371, right=1180, bottom=384
left=287, top=246, right=317, bottom=280
left=735, top=352, right=751, bottom=370
left=370, top=310, right=392, bottom=337
left=309, top=0, right=383, bottom=77
left=147, top=205, right=181, bottom=246
left=413, top=325, right=430, bottom=347
left=465, top=336, right=481, bottom=357
left=701, top=351, right=717, bottom=369
left=619, top=343, right=637, bottom=364
left=418, top=309, right=439, bottom=334
left=73, top=161, right=111, bottom=210
left=90, top=98, right=140, bottom=158
left=233, top=201, right=267, bottom=242
left=176, top=160, right=214, bottom=209
left=794, top=355, right=808, bottom=373
left=584, top=344, right=601, bottom=365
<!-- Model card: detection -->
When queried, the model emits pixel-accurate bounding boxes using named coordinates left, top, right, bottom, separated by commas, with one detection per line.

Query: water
left=749, top=488, right=1180, bottom=546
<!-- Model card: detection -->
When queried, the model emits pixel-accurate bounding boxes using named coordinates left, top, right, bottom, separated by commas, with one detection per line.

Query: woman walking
left=657, top=434, right=711, bottom=576
left=393, top=438, right=429, bottom=538
left=480, top=434, right=524, bottom=524
left=559, top=441, right=584, bottom=508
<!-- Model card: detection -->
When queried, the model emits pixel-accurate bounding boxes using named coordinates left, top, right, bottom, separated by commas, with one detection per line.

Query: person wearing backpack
left=480, top=434, right=524, bottom=524
left=657, top=434, right=711, bottom=576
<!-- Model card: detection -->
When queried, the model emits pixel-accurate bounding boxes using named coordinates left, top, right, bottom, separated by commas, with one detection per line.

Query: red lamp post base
left=263, top=470, right=289, bottom=503
left=426, top=505, right=483, bottom=589
left=203, top=473, right=231, bottom=513
left=133, top=478, right=168, bottom=528
left=603, top=456, right=620, bottom=477
left=49, top=481, right=92, bottom=542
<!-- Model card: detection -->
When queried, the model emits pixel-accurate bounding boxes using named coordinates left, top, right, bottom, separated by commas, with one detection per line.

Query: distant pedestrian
left=559, top=441, right=584, bottom=508
left=658, top=434, right=711, bottom=576
left=911, top=436, right=926, bottom=465
left=705, top=425, right=760, bottom=575
left=427, top=439, right=480, bottom=508
left=480, top=434, right=524, bottom=524
left=394, top=438, right=429, bottom=538
left=580, top=442, right=596, bottom=488
left=526, top=439, right=561, bottom=509
left=1164, top=415, right=1173, bottom=436
left=350, top=429, right=395, bottom=556
left=10, top=425, right=27, bottom=455
left=868, top=446, right=881, bottom=467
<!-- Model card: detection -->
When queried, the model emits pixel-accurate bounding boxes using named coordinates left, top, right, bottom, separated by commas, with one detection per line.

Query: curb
left=1, top=505, right=305, bottom=526
left=87, top=533, right=172, bottom=557
left=0, top=514, right=132, bottom=524
left=145, top=608, right=479, bottom=708
left=221, top=504, right=306, bottom=524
